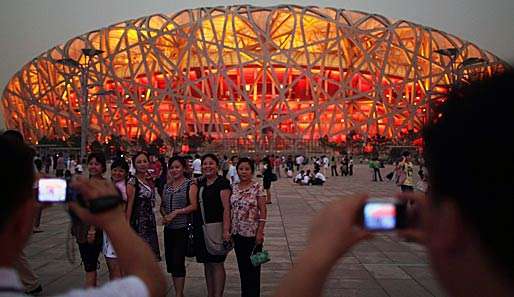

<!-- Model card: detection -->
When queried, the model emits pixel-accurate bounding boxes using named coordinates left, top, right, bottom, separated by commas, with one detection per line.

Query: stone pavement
left=26, top=165, right=446, bottom=297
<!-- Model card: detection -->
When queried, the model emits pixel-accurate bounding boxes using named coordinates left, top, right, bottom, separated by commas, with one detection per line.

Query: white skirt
left=103, top=231, right=118, bottom=259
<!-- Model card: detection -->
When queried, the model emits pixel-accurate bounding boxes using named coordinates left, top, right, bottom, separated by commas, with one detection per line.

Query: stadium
left=0, top=5, right=506, bottom=151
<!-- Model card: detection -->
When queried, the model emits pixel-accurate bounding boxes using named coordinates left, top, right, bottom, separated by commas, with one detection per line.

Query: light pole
left=56, top=48, right=104, bottom=162
left=435, top=48, right=486, bottom=88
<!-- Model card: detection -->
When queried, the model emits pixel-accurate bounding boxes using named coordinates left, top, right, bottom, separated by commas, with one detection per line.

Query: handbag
left=250, top=245, right=270, bottom=267
left=198, top=185, right=233, bottom=255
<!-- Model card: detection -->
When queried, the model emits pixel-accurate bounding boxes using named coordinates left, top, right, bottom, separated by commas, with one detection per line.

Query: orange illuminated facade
left=1, top=5, right=506, bottom=149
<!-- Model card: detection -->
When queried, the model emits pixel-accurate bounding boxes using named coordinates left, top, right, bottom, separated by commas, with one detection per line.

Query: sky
left=1, top=0, right=513, bottom=128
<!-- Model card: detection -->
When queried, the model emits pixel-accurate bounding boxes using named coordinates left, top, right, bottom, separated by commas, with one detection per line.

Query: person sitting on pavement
left=310, top=170, right=326, bottom=186
left=0, top=136, right=166, bottom=297
left=273, top=72, right=514, bottom=297
left=293, top=170, right=304, bottom=184
left=301, top=170, right=311, bottom=185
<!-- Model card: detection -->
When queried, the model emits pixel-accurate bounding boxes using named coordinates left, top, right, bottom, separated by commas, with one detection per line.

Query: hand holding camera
left=67, top=176, right=125, bottom=231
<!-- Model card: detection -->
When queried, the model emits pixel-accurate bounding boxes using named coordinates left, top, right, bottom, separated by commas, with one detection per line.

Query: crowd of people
left=0, top=72, right=512, bottom=297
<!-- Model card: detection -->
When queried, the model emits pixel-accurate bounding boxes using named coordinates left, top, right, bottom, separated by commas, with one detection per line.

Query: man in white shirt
left=311, top=170, right=326, bottom=186
left=0, top=135, right=166, bottom=297
left=192, top=154, right=202, bottom=178
left=228, top=156, right=240, bottom=185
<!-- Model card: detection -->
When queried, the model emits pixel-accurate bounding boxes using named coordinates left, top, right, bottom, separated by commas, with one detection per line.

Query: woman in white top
left=103, top=158, right=130, bottom=280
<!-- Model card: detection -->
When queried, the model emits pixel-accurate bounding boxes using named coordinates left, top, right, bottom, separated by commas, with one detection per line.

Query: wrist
left=102, top=217, right=127, bottom=233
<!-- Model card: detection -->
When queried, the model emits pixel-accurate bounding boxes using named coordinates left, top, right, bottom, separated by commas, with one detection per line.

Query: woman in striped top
left=160, top=156, right=198, bottom=297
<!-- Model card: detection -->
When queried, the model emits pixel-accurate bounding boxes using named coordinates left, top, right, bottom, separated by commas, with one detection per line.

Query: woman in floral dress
left=231, top=157, right=267, bottom=297
left=126, top=151, right=161, bottom=260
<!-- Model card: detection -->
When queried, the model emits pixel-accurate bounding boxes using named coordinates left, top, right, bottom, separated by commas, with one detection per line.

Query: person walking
left=126, top=152, right=161, bottom=260
left=262, top=159, right=274, bottom=204
left=370, top=156, right=383, bottom=182
left=330, top=156, right=338, bottom=176
left=274, top=156, right=282, bottom=179
left=348, top=156, right=354, bottom=176
left=160, top=156, right=198, bottom=297
left=397, top=151, right=415, bottom=192
left=191, top=154, right=232, bottom=297
left=231, top=157, right=267, bottom=297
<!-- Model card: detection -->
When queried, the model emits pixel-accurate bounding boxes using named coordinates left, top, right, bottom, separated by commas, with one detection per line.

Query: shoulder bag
left=198, top=185, right=232, bottom=255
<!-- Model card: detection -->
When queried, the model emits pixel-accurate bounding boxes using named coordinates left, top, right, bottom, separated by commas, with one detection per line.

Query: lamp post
left=435, top=48, right=486, bottom=88
left=56, top=48, right=104, bottom=162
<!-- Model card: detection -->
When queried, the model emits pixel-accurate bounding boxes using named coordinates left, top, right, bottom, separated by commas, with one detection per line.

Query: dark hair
left=132, top=151, right=149, bottom=168
left=236, top=157, right=255, bottom=173
left=168, top=155, right=188, bottom=171
left=402, top=151, right=411, bottom=157
left=111, top=157, right=129, bottom=173
left=87, top=151, right=107, bottom=173
left=231, top=155, right=238, bottom=162
left=201, top=153, right=219, bottom=166
left=2, top=130, right=25, bottom=145
left=0, top=136, right=35, bottom=232
left=423, top=71, right=514, bottom=279
left=194, top=154, right=200, bottom=159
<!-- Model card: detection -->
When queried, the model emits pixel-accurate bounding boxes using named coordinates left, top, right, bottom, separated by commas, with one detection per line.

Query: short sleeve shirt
left=401, top=161, right=415, bottom=186
left=196, top=176, right=231, bottom=224
left=230, top=182, right=265, bottom=237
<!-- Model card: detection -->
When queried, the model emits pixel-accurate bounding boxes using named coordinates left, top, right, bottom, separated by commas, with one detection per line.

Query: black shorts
left=164, top=227, right=187, bottom=277
left=263, top=180, right=271, bottom=190
left=78, top=240, right=102, bottom=272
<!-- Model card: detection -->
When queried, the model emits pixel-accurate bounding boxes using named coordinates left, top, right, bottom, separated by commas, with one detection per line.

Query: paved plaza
left=26, top=165, right=446, bottom=297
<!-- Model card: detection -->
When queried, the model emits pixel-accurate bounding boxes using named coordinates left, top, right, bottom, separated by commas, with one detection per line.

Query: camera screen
left=38, top=178, right=67, bottom=202
left=363, top=202, right=397, bottom=230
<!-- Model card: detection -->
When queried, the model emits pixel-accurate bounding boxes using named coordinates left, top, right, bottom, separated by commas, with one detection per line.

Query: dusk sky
left=1, top=0, right=513, bottom=127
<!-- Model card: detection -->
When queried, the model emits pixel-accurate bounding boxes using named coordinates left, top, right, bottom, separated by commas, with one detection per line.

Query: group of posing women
left=71, top=152, right=267, bottom=297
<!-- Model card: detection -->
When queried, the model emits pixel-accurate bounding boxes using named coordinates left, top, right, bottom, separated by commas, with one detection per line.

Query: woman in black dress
left=126, top=152, right=161, bottom=260
left=191, top=153, right=232, bottom=297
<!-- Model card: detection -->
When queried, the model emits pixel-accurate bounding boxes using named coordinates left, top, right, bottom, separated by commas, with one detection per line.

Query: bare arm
left=126, top=183, right=135, bottom=221
left=220, top=189, right=231, bottom=240
left=70, top=177, right=166, bottom=297
left=184, top=182, right=198, bottom=214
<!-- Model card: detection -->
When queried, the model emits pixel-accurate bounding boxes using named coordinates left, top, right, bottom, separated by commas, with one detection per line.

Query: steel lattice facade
left=1, top=5, right=506, bottom=149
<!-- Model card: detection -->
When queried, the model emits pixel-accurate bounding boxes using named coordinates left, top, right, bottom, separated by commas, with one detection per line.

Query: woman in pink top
left=230, top=157, right=267, bottom=297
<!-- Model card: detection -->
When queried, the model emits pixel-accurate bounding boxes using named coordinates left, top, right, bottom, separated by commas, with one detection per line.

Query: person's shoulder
left=217, top=176, right=231, bottom=188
